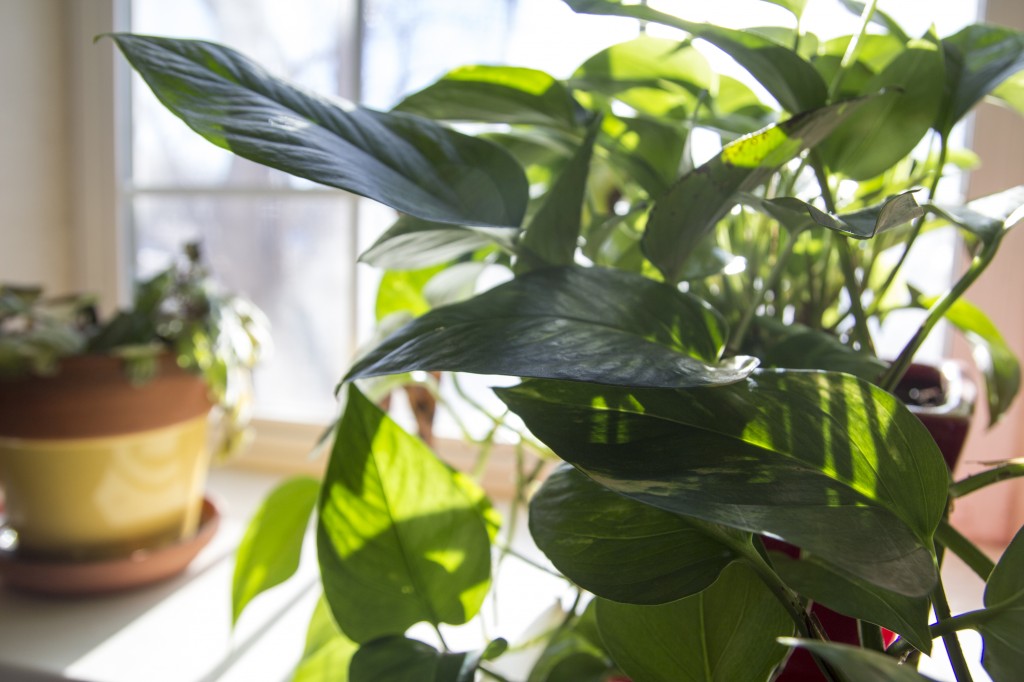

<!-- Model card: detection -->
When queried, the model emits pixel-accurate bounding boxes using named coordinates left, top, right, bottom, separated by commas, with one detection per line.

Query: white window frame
left=69, top=0, right=1024, bottom=485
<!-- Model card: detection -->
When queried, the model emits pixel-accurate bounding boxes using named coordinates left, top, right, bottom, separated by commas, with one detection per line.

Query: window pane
left=133, top=194, right=356, bottom=422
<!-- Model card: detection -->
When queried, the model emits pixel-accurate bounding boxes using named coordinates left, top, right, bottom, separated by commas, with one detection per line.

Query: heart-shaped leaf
left=349, top=637, right=481, bottom=682
left=292, top=597, right=358, bottom=682
left=318, top=385, right=492, bottom=643
left=497, top=370, right=949, bottom=596
left=109, top=34, right=528, bottom=228
left=530, top=465, right=741, bottom=604
left=346, top=266, right=757, bottom=389
left=818, top=35, right=946, bottom=180
left=980, top=525, right=1024, bottom=681
left=643, top=98, right=869, bottom=283
left=563, top=0, right=826, bottom=113
left=780, top=639, right=938, bottom=681
left=770, top=552, right=932, bottom=652
left=936, top=25, right=1024, bottom=138
left=395, top=65, right=583, bottom=131
left=231, top=476, right=320, bottom=625
left=596, top=563, right=794, bottom=682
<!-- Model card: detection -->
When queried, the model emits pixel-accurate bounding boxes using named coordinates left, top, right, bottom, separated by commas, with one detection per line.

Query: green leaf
left=529, top=601, right=616, bottom=682
left=291, top=597, right=358, bottom=682
left=317, top=385, right=491, bottom=643
left=980, top=525, right=1024, bottom=682
left=497, top=371, right=949, bottom=596
left=563, top=0, right=827, bottom=112
left=742, top=190, right=923, bottom=238
left=570, top=35, right=712, bottom=114
left=780, top=639, right=937, bottom=681
left=517, top=120, right=600, bottom=271
left=530, top=465, right=740, bottom=604
left=761, top=0, right=807, bottom=19
left=643, top=98, right=870, bottom=283
left=349, top=637, right=479, bottom=682
left=231, top=476, right=320, bottom=625
left=359, top=216, right=515, bottom=271
left=597, top=114, right=686, bottom=196
left=916, top=294, right=1020, bottom=426
left=596, top=563, right=794, bottom=682
left=818, top=36, right=946, bottom=180
left=345, top=266, right=757, bottom=389
left=992, top=71, right=1024, bottom=116
left=375, top=265, right=447, bottom=321
left=754, top=319, right=887, bottom=379
left=109, top=34, right=528, bottom=229
left=771, top=553, right=932, bottom=652
left=926, top=185, right=1024, bottom=245
left=936, top=25, right=1024, bottom=137
left=394, top=65, right=583, bottom=130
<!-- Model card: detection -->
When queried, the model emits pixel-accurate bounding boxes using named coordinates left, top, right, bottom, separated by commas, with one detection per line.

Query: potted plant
left=0, top=244, right=268, bottom=583
left=109, top=0, right=1024, bottom=679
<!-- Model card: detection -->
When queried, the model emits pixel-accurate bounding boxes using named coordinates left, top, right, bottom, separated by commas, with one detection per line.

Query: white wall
left=0, top=0, right=73, bottom=293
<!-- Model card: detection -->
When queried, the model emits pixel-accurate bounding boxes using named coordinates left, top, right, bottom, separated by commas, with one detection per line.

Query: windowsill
left=0, top=467, right=320, bottom=682
left=0, top=462, right=1001, bottom=682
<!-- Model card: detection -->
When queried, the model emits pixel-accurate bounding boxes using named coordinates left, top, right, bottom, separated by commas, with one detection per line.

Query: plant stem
left=729, top=230, right=801, bottom=353
left=868, top=134, right=948, bottom=317
left=827, top=0, right=879, bottom=102
left=880, top=232, right=1002, bottom=391
left=935, top=520, right=996, bottom=581
left=950, top=459, right=1024, bottom=498
left=433, top=623, right=451, bottom=652
left=858, top=621, right=885, bottom=652
left=931, top=577, right=975, bottom=682
left=931, top=608, right=993, bottom=639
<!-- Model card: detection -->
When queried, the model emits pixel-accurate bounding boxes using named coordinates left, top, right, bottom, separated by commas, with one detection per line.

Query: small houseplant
left=110, top=0, right=1024, bottom=679
left=0, top=244, right=268, bottom=565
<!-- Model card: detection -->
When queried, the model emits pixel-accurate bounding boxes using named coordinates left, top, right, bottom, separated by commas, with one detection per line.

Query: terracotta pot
left=0, top=354, right=213, bottom=560
left=769, top=361, right=974, bottom=681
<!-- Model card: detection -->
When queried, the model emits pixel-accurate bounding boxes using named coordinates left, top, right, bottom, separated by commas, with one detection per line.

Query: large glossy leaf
left=317, top=385, right=491, bottom=643
left=394, top=65, right=583, bottom=130
left=530, top=465, right=740, bottom=604
left=781, top=640, right=937, bottom=681
left=818, top=35, right=946, bottom=180
left=359, top=216, right=515, bottom=271
left=770, top=553, right=932, bottom=652
left=936, top=25, right=1024, bottom=137
left=643, top=98, right=869, bottom=283
left=517, top=121, right=599, bottom=271
left=597, top=114, right=686, bottom=196
left=917, top=294, right=1020, bottom=426
left=346, top=266, right=757, bottom=389
left=528, top=601, right=617, bottom=682
left=497, top=371, right=949, bottom=596
left=349, top=637, right=479, bottom=682
left=980, top=525, right=1024, bottom=682
left=570, top=35, right=712, bottom=115
left=375, top=265, right=446, bottom=321
left=596, top=563, right=794, bottom=682
left=563, top=0, right=826, bottom=112
left=109, top=34, right=528, bottom=229
left=292, top=596, right=358, bottom=682
left=231, top=476, right=320, bottom=625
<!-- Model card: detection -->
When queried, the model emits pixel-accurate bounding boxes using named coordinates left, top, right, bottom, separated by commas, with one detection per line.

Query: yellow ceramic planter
left=0, top=354, right=213, bottom=560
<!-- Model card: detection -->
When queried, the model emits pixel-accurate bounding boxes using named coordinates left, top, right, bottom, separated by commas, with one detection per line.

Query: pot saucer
left=0, top=497, right=220, bottom=596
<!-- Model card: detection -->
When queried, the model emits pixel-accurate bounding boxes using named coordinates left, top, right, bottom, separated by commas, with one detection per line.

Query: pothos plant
left=110, top=0, right=1024, bottom=680
left=0, top=244, right=268, bottom=458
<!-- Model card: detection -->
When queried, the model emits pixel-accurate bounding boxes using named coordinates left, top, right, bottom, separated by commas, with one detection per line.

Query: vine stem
left=931, top=576, right=975, bottom=682
left=729, top=230, right=800, bottom=353
left=880, top=232, right=1002, bottom=391
left=935, top=520, right=996, bottom=581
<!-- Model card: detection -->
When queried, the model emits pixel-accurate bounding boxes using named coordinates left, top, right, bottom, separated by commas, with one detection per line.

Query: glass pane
left=131, top=0, right=350, bottom=188
left=133, top=194, right=357, bottom=422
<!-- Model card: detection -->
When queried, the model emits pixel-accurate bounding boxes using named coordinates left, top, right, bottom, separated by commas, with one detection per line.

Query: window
left=123, top=0, right=980, bottom=437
